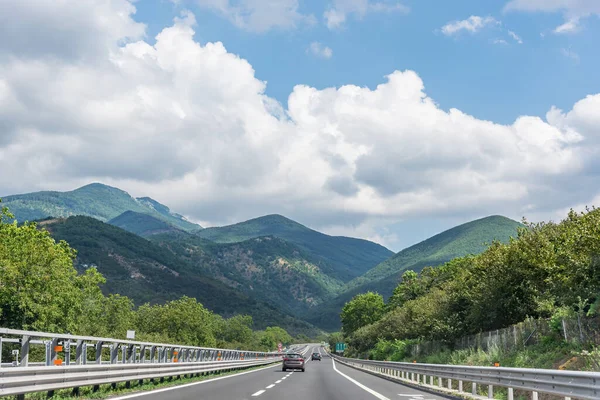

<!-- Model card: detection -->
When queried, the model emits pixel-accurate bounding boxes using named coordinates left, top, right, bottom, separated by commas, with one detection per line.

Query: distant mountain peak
left=74, top=182, right=127, bottom=193
left=1, top=183, right=201, bottom=232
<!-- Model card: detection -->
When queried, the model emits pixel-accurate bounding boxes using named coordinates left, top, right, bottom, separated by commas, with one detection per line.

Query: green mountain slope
left=109, top=211, right=183, bottom=237
left=3, top=183, right=201, bottom=232
left=196, top=214, right=394, bottom=282
left=41, top=216, right=320, bottom=336
left=348, top=215, right=523, bottom=289
left=153, top=232, right=345, bottom=314
left=304, top=215, right=523, bottom=330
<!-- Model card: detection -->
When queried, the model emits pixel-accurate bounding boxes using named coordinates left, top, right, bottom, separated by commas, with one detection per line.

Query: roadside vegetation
left=0, top=200, right=294, bottom=352
left=336, top=207, right=600, bottom=370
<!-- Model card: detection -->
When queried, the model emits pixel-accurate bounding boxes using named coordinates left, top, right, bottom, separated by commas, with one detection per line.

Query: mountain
left=41, top=216, right=320, bottom=336
left=152, top=232, right=345, bottom=314
left=2, top=183, right=201, bottom=232
left=195, top=214, right=394, bottom=282
left=303, top=215, right=523, bottom=330
left=109, top=211, right=184, bottom=237
left=347, top=215, right=523, bottom=289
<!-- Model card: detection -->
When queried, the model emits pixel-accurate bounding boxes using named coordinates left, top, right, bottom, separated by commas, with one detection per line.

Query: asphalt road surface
left=111, top=346, right=449, bottom=400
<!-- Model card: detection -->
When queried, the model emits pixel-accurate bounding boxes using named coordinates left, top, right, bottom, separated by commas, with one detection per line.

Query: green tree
left=387, top=271, right=425, bottom=309
left=135, top=296, right=217, bottom=346
left=0, top=205, right=100, bottom=332
left=340, top=292, right=384, bottom=335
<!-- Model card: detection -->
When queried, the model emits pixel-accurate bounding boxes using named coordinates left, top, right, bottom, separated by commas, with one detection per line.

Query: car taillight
left=283, top=358, right=290, bottom=361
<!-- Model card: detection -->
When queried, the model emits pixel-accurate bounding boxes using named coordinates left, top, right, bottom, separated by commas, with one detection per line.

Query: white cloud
left=508, top=30, right=523, bottom=43
left=494, top=39, right=509, bottom=45
left=554, top=17, right=581, bottom=33
left=504, top=0, right=600, bottom=34
left=1, top=0, right=600, bottom=248
left=307, top=42, right=333, bottom=59
left=191, top=0, right=315, bottom=32
left=441, top=16, right=501, bottom=36
left=324, top=0, right=409, bottom=30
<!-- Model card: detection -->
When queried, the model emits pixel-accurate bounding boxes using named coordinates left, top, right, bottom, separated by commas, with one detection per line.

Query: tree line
left=337, top=207, right=600, bottom=358
left=0, top=201, right=292, bottom=351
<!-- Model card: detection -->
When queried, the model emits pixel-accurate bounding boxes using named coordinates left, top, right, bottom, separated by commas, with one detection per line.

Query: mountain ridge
left=2, top=183, right=202, bottom=232
left=196, top=214, right=394, bottom=282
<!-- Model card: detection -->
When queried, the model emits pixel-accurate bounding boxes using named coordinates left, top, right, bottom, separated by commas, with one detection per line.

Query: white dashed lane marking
left=266, top=384, right=275, bottom=389
left=276, top=380, right=282, bottom=383
left=252, top=390, right=265, bottom=396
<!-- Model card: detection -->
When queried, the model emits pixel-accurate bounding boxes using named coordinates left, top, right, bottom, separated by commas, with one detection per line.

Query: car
left=311, top=352, right=321, bottom=361
left=282, top=353, right=305, bottom=372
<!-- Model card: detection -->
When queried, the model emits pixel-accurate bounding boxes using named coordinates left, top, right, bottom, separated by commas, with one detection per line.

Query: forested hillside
left=339, top=207, right=600, bottom=362
left=153, top=232, right=345, bottom=313
left=305, top=215, right=522, bottom=330
left=196, top=214, right=394, bottom=282
left=41, top=216, right=321, bottom=336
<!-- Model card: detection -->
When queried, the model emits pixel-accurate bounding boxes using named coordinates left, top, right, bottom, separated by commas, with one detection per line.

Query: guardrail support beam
left=20, top=335, right=30, bottom=367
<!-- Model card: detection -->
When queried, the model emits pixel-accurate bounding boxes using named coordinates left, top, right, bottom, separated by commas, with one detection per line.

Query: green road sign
left=335, top=342, right=346, bottom=352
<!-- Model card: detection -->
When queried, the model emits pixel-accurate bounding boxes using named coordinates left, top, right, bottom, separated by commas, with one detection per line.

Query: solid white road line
left=332, top=359, right=390, bottom=400
left=252, top=390, right=266, bottom=396
left=266, top=384, right=276, bottom=389
left=110, top=363, right=279, bottom=400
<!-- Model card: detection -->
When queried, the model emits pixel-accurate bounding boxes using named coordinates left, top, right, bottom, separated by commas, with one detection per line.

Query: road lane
left=111, top=345, right=448, bottom=400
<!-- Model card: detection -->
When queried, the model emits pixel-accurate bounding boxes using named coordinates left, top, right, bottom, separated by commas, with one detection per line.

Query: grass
left=20, top=362, right=278, bottom=400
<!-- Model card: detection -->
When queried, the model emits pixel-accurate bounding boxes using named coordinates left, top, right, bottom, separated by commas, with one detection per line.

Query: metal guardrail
left=333, top=355, right=600, bottom=400
left=0, top=328, right=282, bottom=397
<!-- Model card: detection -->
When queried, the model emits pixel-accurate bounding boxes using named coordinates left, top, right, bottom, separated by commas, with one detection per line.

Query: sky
left=0, top=0, right=599, bottom=251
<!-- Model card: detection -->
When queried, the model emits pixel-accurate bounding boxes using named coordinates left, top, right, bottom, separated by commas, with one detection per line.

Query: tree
left=387, top=271, right=425, bottom=309
left=340, top=292, right=384, bottom=335
left=217, top=315, right=254, bottom=347
left=135, top=296, right=218, bottom=346
left=0, top=205, right=100, bottom=332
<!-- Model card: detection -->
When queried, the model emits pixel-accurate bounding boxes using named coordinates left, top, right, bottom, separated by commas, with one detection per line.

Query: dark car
left=311, top=352, right=321, bottom=361
left=282, top=353, right=305, bottom=372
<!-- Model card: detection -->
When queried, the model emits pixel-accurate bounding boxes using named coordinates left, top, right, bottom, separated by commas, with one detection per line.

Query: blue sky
left=2, top=0, right=600, bottom=251
left=135, top=0, right=600, bottom=125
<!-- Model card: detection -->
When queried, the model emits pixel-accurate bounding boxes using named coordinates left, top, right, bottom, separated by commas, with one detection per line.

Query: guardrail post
left=140, top=345, right=146, bottom=363
left=472, top=382, right=477, bottom=396
left=508, top=387, right=514, bottom=400
left=532, top=391, right=538, bottom=400
left=110, top=344, right=119, bottom=389
left=95, top=341, right=103, bottom=364
left=488, top=385, right=493, bottom=398
left=448, top=378, right=452, bottom=390
left=438, top=377, right=442, bottom=387
left=429, top=376, right=433, bottom=386
left=459, top=380, right=463, bottom=393
left=65, top=339, right=72, bottom=366
left=19, top=335, right=30, bottom=367
left=0, top=337, right=3, bottom=368
left=75, top=340, right=83, bottom=364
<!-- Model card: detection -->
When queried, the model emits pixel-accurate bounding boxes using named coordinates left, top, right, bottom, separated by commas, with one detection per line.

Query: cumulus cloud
left=190, top=0, right=315, bottom=32
left=324, top=0, right=409, bottom=30
left=1, top=0, right=600, bottom=249
left=504, top=0, right=600, bottom=34
left=307, top=42, right=333, bottom=59
left=441, top=16, right=501, bottom=36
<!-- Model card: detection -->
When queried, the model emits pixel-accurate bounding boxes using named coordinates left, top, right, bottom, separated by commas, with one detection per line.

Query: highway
left=110, top=346, right=448, bottom=400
